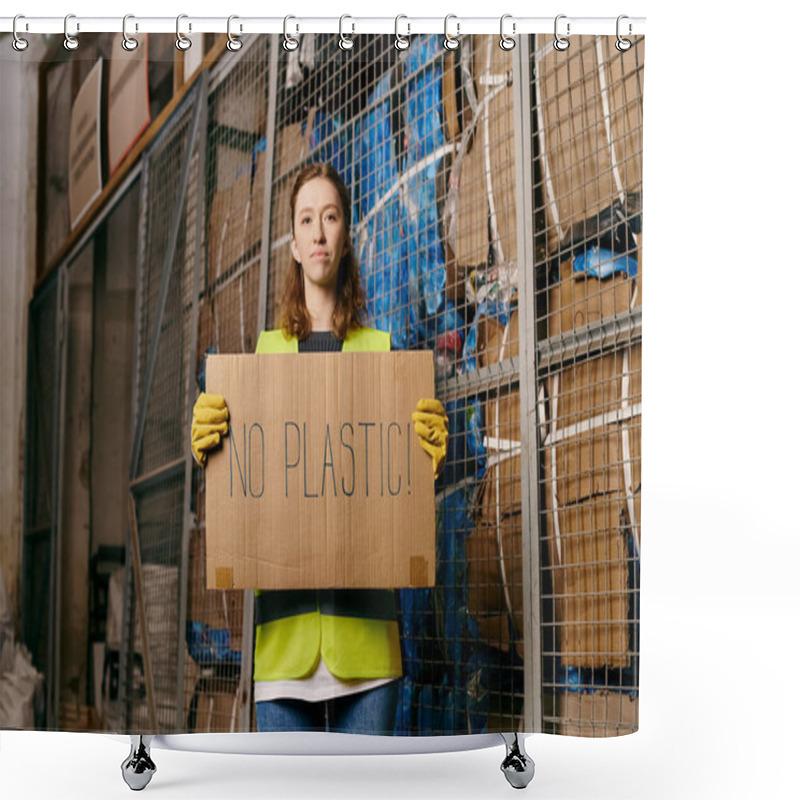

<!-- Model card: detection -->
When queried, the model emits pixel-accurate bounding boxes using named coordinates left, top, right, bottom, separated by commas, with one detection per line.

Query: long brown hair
left=279, top=163, right=366, bottom=341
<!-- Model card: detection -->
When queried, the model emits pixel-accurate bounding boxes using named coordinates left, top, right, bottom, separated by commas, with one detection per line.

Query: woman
left=191, top=163, right=448, bottom=735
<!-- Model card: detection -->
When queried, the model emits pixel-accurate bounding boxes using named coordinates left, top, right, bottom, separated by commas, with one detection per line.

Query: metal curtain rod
left=1, top=15, right=646, bottom=37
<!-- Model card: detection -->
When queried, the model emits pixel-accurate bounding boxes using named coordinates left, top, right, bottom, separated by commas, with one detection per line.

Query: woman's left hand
left=413, top=398, right=449, bottom=479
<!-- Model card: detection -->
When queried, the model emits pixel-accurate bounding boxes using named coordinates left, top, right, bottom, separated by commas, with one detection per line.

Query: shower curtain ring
left=443, top=14, right=460, bottom=51
left=12, top=15, right=29, bottom=51
left=227, top=15, right=243, bottom=51
left=394, top=15, right=410, bottom=51
left=64, top=13, right=79, bottom=51
left=553, top=14, right=570, bottom=51
left=175, top=14, right=192, bottom=51
left=283, top=16, right=299, bottom=51
left=122, top=15, right=139, bottom=51
left=499, top=14, right=516, bottom=50
left=616, top=15, right=632, bottom=51
left=339, top=15, right=355, bottom=51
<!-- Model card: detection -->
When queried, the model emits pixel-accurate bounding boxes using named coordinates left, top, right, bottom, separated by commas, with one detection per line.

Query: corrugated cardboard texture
left=472, top=36, right=517, bottom=265
left=221, top=171, right=250, bottom=273
left=549, top=259, right=637, bottom=337
left=537, top=36, right=644, bottom=255
left=544, top=345, right=642, bottom=505
left=546, top=495, right=632, bottom=669
left=468, top=309, right=524, bottom=655
left=205, top=351, right=436, bottom=590
left=207, top=188, right=231, bottom=287
left=558, top=690, right=638, bottom=737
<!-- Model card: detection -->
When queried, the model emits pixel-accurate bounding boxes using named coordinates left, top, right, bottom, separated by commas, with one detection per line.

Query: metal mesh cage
left=122, top=79, right=207, bottom=732
left=22, top=29, right=643, bottom=737
left=532, top=34, right=643, bottom=736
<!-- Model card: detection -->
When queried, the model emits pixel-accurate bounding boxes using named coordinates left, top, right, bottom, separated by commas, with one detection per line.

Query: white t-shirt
left=254, top=657, right=397, bottom=703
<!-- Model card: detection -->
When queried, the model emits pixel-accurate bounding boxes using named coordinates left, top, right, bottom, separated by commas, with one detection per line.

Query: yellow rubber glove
left=413, top=398, right=449, bottom=479
left=191, top=392, right=229, bottom=467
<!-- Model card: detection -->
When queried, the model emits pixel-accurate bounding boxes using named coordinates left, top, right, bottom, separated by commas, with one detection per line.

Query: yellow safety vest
left=252, top=325, right=403, bottom=681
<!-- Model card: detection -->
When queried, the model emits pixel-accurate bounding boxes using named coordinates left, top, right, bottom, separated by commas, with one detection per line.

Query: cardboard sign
left=205, top=351, right=436, bottom=590
left=69, top=59, right=103, bottom=228
left=108, top=34, right=151, bottom=174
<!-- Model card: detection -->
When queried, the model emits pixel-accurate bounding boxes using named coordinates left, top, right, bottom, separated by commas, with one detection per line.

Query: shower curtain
left=0, top=27, right=643, bottom=739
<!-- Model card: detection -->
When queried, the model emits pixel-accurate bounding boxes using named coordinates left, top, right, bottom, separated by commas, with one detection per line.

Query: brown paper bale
left=207, top=189, right=231, bottom=287
left=558, top=690, right=638, bottom=737
left=548, top=259, right=636, bottom=337
left=544, top=494, right=632, bottom=669
left=537, top=36, right=644, bottom=255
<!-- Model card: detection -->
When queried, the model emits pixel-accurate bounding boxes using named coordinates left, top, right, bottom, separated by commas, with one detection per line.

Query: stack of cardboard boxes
left=449, top=37, right=518, bottom=300
left=465, top=35, right=643, bottom=734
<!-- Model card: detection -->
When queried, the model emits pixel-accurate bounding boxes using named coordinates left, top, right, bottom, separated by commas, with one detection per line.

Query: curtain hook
left=339, top=15, right=355, bottom=51
left=63, top=13, right=79, bottom=51
left=553, top=14, right=570, bottom=51
left=394, top=15, right=410, bottom=51
left=12, top=15, right=29, bottom=52
left=443, top=14, right=460, bottom=51
left=616, top=15, right=632, bottom=52
left=283, top=15, right=299, bottom=51
left=499, top=14, right=516, bottom=51
left=227, top=15, right=243, bottom=52
left=122, top=15, right=139, bottom=51
left=176, top=14, right=192, bottom=51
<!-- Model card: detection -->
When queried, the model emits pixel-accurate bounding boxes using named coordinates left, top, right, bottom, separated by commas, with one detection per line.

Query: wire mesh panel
left=188, top=37, right=270, bottom=734
left=264, top=33, right=526, bottom=734
left=22, top=271, right=63, bottom=729
left=122, top=77, right=206, bottom=732
left=532, top=34, right=643, bottom=736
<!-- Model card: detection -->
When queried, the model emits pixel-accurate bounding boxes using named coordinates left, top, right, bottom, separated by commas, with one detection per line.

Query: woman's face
left=290, top=176, right=348, bottom=293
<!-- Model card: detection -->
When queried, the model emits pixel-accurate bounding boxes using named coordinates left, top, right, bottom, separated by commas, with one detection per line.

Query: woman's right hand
left=191, top=392, right=229, bottom=467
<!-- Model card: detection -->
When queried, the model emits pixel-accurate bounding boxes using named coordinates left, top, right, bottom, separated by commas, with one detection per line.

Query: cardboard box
left=548, top=259, right=637, bottom=337
left=207, top=188, right=231, bottom=287
left=455, top=121, right=489, bottom=267
left=545, top=494, right=632, bottom=669
left=472, top=36, right=517, bottom=266
left=478, top=308, right=518, bottom=369
left=558, top=690, right=638, bottom=737
left=274, top=108, right=314, bottom=178
left=537, top=36, right=644, bottom=255
left=192, top=688, right=239, bottom=733
left=188, top=529, right=245, bottom=651
left=221, top=171, right=251, bottom=273
left=244, top=151, right=267, bottom=254
left=467, top=507, right=524, bottom=658
left=108, top=34, right=151, bottom=175
left=205, top=352, right=436, bottom=590
left=69, top=59, right=103, bottom=228
left=544, top=345, right=641, bottom=505
left=211, top=265, right=261, bottom=355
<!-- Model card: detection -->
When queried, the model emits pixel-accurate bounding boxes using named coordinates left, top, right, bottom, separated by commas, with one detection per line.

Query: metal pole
left=128, top=85, right=204, bottom=480
left=178, top=70, right=209, bottom=732
left=238, top=33, right=280, bottom=734
left=513, top=33, right=543, bottom=734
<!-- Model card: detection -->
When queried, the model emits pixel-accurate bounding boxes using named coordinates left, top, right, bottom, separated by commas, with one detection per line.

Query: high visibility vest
left=252, top=326, right=402, bottom=681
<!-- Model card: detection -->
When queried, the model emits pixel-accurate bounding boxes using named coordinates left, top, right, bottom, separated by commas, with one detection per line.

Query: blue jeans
left=256, top=680, right=399, bottom=735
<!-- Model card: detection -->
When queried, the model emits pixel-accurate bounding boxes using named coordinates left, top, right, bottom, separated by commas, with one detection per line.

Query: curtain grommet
left=553, top=14, right=570, bottom=51
left=175, top=14, right=192, bottom=51
left=499, top=14, right=516, bottom=50
left=227, top=15, right=243, bottom=52
left=443, top=14, right=460, bottom=51
left=616, top=15, right=632, bottom=52
left=394, top=15, right=410, bottom=51
left=12, top=15, right=29, bottom=52
left=283, top=15, right=299, bottom=52
left=63, top=13, right=79, bottom=51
